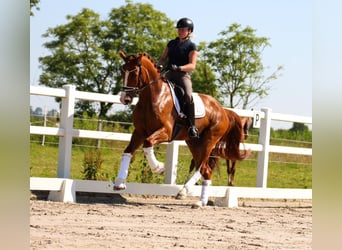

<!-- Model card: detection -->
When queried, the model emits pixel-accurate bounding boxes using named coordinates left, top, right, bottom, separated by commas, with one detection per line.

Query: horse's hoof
left=151, top=163, right=165, bottom=174
left=175, top=188, right=187, bottom=200
left=113, top=184, right=126, bottom=191
left=157, top=168, right=165, bottom=174
left=191, top=201, right=206, bottom=209
left=113, top=179, right=126, bottom=190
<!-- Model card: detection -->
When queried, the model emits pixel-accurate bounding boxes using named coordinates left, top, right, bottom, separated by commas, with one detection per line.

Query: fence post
left=164, top=141, right=179, bottom=184
left=57, top=85, right=76, bottom=178
left=256, top=108, right=272, bottom=188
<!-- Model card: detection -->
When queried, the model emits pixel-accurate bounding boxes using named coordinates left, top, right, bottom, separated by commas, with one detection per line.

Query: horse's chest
left=133, top=105, right=167, bottom=129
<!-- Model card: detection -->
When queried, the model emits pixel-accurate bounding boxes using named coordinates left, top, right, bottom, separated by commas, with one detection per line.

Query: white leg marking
left=114, top=153, right=132, bottom=190
left=143, top=147, right=165, bottom=174
left=184, top=168, right=202, bottom=192
left=200, top=179, right=212, bottom=206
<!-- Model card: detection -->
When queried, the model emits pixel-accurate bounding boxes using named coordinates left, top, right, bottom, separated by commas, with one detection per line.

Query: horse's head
left=118, top=50, right=160, bottom=105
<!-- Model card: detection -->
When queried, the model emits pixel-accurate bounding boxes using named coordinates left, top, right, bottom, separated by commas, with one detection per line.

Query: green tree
left=205, top=23, right=283, bottom=109
left=289, top=122, right=309, bottom=133
left=30, top=0, right=40, bottom=16
left=106, top=0, right=176, bottom=59
left=38, top=2, right=176, bottom=119
left=39, top=8, right=116, bottom=118
left=192, top=42, right=218, bottom=99
left=33, top=107, right=43, bottom=116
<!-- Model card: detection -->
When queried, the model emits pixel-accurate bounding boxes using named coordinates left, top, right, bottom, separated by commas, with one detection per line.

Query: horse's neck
left=139, top=77, right=166, bottom=103
left=139, top=58, right=170, bottom=104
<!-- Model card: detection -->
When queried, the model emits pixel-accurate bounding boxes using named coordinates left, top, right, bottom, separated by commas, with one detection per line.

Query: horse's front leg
left=142, top=144, right=165, bottom=174
left=141, top=126, right=172, bottom=174
left=146, top=126, right=172, bottom=145
left=114, top=130, right=144, bottom=190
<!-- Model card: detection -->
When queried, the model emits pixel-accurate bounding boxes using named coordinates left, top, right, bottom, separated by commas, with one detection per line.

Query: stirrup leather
left=188, top=126, right=199, bottom=138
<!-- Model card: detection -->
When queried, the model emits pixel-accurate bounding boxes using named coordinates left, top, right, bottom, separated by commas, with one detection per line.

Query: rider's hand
left=171, top=64, right=181, bottom=71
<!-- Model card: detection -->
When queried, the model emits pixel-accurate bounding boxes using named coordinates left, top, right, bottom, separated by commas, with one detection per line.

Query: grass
left=30, top=141, right=312, bottom=189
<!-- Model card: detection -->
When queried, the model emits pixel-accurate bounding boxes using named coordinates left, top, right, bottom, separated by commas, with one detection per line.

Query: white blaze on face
left=123, top=70, right=129, bottom=87
left=120, top=69, right=131, bottom=104
left=123, top=67, right=137, bottom=87
left=120, top=67, right=137, bottom=104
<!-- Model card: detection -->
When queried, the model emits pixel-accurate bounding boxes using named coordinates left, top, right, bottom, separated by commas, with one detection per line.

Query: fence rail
left=30, top=85, right=312, bottom=207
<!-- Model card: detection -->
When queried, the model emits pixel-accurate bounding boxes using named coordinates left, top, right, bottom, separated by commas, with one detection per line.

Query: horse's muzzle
left=124, top=96, right=132, bottom=105
left=120, top=92, right=133, bottom=105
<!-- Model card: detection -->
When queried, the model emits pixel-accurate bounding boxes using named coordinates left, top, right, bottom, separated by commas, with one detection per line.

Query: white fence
left=30, top=85, right=312, bottom=207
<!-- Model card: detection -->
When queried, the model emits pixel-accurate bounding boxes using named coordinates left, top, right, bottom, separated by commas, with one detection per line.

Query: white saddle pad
left=168, top=82, right=205, bottom=118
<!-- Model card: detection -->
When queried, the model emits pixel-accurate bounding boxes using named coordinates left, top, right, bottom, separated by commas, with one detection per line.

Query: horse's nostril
left=123, top=96, right=132, bottom=105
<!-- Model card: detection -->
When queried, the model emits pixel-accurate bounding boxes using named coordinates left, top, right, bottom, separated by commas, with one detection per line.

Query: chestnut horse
left=114, top=51, right=248, bottom=207
left=226, top=115, right=252, bottom=186
left=188, top=112, right=252, bottom=186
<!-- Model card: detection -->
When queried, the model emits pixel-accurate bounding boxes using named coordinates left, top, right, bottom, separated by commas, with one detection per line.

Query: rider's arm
left=179, top=50, right=197, bottom=72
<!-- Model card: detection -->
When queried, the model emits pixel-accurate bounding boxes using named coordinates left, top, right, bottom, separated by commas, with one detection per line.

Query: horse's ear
left=137, top=53, right=143, bottom=63
left=119, top=50, right=126, bottom=61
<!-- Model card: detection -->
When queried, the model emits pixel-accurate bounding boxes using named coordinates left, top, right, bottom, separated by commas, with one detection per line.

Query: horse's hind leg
left=189, top=159, right=196, bottom=173
left=195, top=157, right=219, bottom=207
left=177, top=134, right=223, bottom=206
left=227, top=160, right=236, bottom=186
left=177, top=156, right=218, bottom=208
left=188, top=157, right=219, bottom=208
left=176, top=167, right=202, bottom=200
left=176, top=156, right=213, bottom=200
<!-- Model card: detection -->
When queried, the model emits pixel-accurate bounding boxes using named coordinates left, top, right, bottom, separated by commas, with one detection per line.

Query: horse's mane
left=136, top=52, right=161, bottom=73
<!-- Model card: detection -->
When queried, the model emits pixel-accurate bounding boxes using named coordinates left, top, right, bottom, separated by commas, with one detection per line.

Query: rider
left=158, top=17, right=199, bottom=138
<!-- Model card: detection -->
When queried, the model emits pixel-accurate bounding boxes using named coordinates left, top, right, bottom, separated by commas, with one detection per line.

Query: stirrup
left=188, top=126, right=199, bottom=138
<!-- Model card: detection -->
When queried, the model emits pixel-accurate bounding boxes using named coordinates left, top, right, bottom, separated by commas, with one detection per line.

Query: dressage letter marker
left=253, top=111, right=261, bottom=128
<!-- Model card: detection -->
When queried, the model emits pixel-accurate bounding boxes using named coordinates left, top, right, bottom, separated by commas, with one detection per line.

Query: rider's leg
left=166, top=71, right=199, bottom=138
left=185, top=98, right=199, bottom=138
left=183, top=74, right=199, bottom=138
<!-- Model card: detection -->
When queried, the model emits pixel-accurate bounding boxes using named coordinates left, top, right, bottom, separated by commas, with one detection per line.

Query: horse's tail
left=213, top=110, right=250, bottom=161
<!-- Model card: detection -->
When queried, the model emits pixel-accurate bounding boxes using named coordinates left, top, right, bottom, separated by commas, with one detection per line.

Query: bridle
left=121, top=66, right=140, bottom=93
left=121, top=61, right=161, bottom=95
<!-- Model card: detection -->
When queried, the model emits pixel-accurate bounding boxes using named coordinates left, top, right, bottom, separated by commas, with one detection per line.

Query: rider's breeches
left=166, top=71, right=193, bottom=104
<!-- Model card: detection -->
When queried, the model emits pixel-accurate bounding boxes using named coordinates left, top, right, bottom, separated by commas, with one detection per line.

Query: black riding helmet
left=176, top=18, right=194, bottom=32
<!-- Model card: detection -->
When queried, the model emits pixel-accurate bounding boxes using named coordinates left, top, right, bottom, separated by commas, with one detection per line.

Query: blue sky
left=30, top=0, right=312, bottom=128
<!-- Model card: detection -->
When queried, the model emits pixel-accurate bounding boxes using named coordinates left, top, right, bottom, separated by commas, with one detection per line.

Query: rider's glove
left=157, top=64, right=163, bottom=71
left=171, top=64, right=181, bottom=71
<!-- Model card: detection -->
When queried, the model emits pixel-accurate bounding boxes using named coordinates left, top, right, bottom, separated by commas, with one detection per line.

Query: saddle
left=167, top=80, right=205, bottom=140
left=167, top=80, right=205, bottom=118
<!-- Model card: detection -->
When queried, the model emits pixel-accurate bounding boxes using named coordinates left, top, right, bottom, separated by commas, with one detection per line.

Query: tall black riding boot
left=186, top=101, right=199, bottom=138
